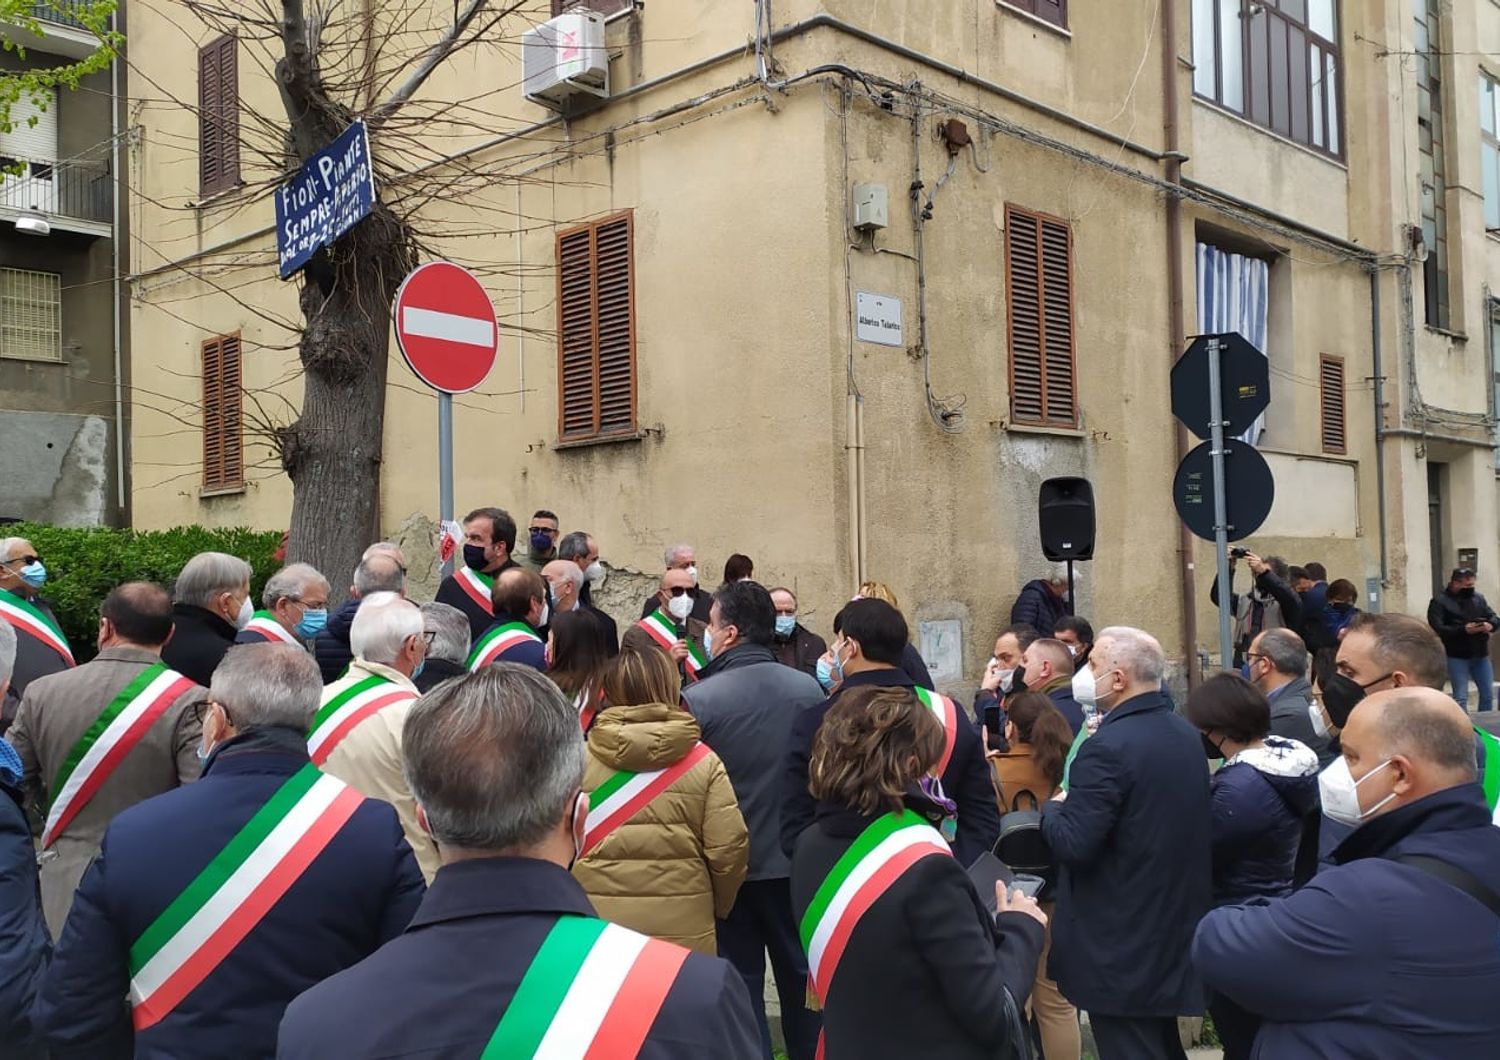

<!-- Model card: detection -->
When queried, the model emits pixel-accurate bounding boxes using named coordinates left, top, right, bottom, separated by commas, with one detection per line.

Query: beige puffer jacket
left=572, top=702, right=748, bottom=955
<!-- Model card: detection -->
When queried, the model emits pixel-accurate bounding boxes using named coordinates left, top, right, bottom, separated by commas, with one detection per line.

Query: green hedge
left=6, top=523, right=283, bottom=663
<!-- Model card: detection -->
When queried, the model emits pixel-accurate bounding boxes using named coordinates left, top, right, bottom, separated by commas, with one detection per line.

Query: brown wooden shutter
left=1006, top=205, right=1078, bottom=428
left=556, top=212, right=637, bottom=441
left=198, top=35, right=239, bottom=196
left=202, top=332, right=244, bottom=489
left=1319, top=354, right=1346, bottom=455
left=1032, top=0, right=1067, bottom=28
left=594, top=215, right=635, bottom=433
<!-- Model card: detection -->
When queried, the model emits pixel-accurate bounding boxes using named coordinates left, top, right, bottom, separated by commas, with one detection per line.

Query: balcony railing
left=31, top=1, right=93, bottom=31
left=0, top=159, right=112, bottom=225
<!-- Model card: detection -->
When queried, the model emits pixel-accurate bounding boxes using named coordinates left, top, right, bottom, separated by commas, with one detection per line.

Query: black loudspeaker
left=1039, top=477, right=1095, bottom=561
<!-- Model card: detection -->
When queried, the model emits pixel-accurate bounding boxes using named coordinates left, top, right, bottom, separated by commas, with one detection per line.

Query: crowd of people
left=1, top=523, right=1500, bottom=1059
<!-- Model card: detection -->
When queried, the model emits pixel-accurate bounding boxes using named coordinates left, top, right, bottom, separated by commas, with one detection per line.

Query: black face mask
left=1458, top=587, right=1477, bottom=599
left=1321, top=671, right=1391, bottom=728
left=463, top=544, right=489, bottom=571
left=1010, top=664, right=1027, bottom=692
left=1201, top=732, right=1225, bottom=761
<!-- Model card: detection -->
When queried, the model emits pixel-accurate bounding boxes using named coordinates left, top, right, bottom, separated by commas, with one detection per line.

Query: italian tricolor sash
left=307, top=674, right=417, bottom=766
left=1478, top=726, right=1500, bottom=827
left=455, top=566, right=495, bottom=615
left=481, top=916, right=690, bottom=1059
left=128, top=764, right=364, bottom=1030
left=798, top=810, right=952, bottom=1006
left=576, top=688, right=598, bottom=732
left=42, top=662, right=195, bottom=848
left=581, top=742, right=712, bottom=856
left=636, top=609, right=707, bottom=681
left=468, top=621, right=542, bottom=671
left=239, top=612, right=298, bottom=645
left=0, top=587, right=74, bottom=667
left=913, top=687, right=959, bottom=775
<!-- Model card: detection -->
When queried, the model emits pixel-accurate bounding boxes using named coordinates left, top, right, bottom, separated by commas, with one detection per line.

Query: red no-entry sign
left=393, top=262, right=498, bottom=394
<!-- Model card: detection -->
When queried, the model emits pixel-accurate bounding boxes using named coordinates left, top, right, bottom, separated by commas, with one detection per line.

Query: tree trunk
left=279, top=202, right=416, bottom=600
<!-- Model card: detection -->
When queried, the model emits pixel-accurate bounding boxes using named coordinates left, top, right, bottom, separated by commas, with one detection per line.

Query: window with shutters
left=556, top=212, right=636, bottom=443
left=552, top=0, right=634, bottom=16
left=1000, top=0, right=1067, bottom=30
left=1005, top=205, right=1078, bottom=429
left=198, top=34, right=240, bottom=197
left=1319, top=354, right=1346, bottom=455
left=202, top=333, right=244, bottom=490
left=0, top=268, right=62, bottom=362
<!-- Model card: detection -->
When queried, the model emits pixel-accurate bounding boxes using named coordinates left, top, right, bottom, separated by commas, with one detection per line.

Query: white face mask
left=536, top=601, right=550, bottom=628
left=584, top=561, right=604, bottom=585
left=1090, top=666, right=1123, bottom=712
left=1309, top=701, right=1333, bottom=740
left=997, top=668, right=1015, bottom=694
left=1073, top=666, right=1097, bottom=707
left=234, top=595, right=254, bottom=630
left=666, top=594, right=693, bottom=622
left=1080, top=671, right=1128, bottom=713
left=1318, top=756, right=1396, bottom=827
left=685, top=564, right=699, bottom=583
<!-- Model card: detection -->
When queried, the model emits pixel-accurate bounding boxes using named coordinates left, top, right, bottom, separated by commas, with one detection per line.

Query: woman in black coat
left=790, top=685, right=1045, bottom=1060
left=1186, top=673, right=1320, bottom=1060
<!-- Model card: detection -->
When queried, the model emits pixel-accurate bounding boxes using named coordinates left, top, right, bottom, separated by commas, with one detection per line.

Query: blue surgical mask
left=815, top=655, right=836, bottom=691
left=19, top=560, right=46, bottom=590
left=295, top=608, right=328, bottom=639
left=530, top=530, right=554, bottom=553
left=774, top=615, right=796, bottom=637
left=412, top=658, right=426, bottom=681
left=703, top=628, right=716, bottom=661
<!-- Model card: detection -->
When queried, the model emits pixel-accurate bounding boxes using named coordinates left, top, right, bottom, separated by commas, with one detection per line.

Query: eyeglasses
left=1, top=554, right=39, bottom=567
left=529, top=527, right=558, bottom=536
left=666, top=586, right=694, bottom=597
left=1244, top=652, right=1267, bottom=663
left=422, top=630, right=437, bottom=647
left=193, top=700, right=219, bottom=726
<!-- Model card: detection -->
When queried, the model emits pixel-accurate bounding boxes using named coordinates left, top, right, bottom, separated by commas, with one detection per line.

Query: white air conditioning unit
left=523, top=12, right=609, bottom=110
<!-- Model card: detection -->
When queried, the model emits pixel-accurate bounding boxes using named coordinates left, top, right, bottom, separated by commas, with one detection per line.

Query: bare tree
left=141, top=0, right=529, bottom=592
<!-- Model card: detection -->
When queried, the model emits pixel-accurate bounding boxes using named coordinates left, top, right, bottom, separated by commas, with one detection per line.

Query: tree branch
left=365, top=0, right=492, bottom=128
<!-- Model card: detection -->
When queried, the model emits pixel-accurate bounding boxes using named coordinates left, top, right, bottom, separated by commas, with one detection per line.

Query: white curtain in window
left=1195, top=243, right=1270, bottom=444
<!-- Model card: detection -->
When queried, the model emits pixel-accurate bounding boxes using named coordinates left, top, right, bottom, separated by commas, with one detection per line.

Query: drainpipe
left=1371, top=269, right=1389, bottom=589
left=110, top=10, right=125, bottom=517
left=1161, top=0, right=1201, bottom=686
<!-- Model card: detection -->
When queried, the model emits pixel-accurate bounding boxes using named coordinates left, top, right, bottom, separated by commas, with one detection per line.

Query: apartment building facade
left=0, top=1, right=126, bottom=526
left=121, top=0, right=1485, bottom=682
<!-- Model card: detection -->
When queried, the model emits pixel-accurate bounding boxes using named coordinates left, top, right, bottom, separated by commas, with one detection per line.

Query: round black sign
left=1172, top=439, right=1275, bottom=543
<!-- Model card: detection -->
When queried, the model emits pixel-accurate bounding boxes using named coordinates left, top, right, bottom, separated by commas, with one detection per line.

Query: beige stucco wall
left=124, top=0, right=1411, bottom=683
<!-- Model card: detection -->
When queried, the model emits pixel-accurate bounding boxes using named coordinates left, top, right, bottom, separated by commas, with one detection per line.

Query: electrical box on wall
left=852, top=183, right=888, bottom=231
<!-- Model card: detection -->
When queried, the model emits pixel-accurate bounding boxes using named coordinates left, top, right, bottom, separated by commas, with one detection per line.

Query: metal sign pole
left=1207, top=337, right=1233, bottom=671
left=438, top=391, right=455, bottom=578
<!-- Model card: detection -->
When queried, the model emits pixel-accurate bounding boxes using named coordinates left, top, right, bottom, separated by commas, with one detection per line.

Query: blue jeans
left=1448, top=655, right=1495, bottom=711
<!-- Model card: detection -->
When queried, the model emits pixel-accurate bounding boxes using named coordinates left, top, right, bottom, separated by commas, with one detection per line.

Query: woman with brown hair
left=571, top=644, right=748, bottom=954
left=544, top=609, right=610, bottom=728
left=988, top=690, right=1081, bottom=1060
left=790, top=685, right=1045, bottom=1059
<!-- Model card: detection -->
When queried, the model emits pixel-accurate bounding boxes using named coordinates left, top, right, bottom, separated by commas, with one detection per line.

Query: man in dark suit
left=1040, top=626, right=1211, bottom=1060
left=780, top=599, right=1002, bottom=867
left=33, top=644, right=424, bottom=1058
left=558, top=531, right=618, bottom=655
left=278, top=664, right=761, bottom=1059
left=1248, top=628, right=1333, bottom=764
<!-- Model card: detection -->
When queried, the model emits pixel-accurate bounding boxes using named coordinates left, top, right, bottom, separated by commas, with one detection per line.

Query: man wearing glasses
left=0, top=536, right=73, bottom=717
left=519, top=509, right=561, bottom=573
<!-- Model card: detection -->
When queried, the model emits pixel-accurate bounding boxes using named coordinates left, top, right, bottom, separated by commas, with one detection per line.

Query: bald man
left=1193, top=688, right=1500, bottom=1058
left=1017, top=636, right=1085, bottom=734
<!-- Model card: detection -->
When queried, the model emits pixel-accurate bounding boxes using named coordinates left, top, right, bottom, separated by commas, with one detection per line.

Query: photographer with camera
left=1209, top=548, right=1303, bottom=669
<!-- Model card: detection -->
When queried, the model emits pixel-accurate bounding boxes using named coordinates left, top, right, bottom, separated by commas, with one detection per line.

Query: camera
left=1229, top=547, right=1250, bottom=558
